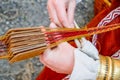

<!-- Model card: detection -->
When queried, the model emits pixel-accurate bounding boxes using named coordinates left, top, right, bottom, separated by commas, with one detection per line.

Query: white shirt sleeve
left=69, top=49, right=100, bottom=80
left=76, top=0, right=82, bottom=4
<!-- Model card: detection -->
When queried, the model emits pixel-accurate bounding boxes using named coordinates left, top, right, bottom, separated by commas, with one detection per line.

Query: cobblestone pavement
left=0, top=0, right=94, bottom=80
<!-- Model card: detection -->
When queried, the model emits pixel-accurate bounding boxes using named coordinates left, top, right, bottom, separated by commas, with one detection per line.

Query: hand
left=40, top=21, right=99, bottom=75
left=40, top=42, right=75, bottom=74
left=47, top=0, right=76, bottom=28
left=39, top=37, right=99, bottom=75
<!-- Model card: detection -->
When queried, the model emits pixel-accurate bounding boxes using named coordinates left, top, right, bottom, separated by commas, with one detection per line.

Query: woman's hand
left=47, top=0, right=76, bottom=28
left=40, top=22, right=75, bottom=74
left=40, top=42, right=75, bottom=74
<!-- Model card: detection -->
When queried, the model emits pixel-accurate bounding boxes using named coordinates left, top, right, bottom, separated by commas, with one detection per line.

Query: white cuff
left=69, top=49, right=100, bottom=80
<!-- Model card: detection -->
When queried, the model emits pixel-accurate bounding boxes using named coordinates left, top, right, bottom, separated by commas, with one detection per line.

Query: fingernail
left=69, top=23, right=74, bottom=28
left=49, top=22, right=57, bottom=28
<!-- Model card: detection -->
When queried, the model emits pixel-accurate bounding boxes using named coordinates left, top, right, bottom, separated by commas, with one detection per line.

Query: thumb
left=49, top=22, right=57, bottom=28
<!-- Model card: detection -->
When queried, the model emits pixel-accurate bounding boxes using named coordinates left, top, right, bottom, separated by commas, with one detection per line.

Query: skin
left=40, top=0, right=76, bottom=74
left=40, top=41, right=75, bottom=74
left=40, top=0, right=115, bottom=75
left=40, top=22, right=75, bottom=74
left=47, top=0, right=76, bottom=28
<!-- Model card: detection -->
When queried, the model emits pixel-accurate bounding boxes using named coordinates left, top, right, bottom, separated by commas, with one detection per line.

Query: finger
left=40, top=55, right=64, bottom=74
left=39, top=49, right=60, bottom=71
left=39, top=26, right=46, bottom=32
left=67, top=1, right=76, bottom=28
left=39, top=54, right=46, bottom=65
left=49, top=22, right=57, bottom=28
left=40, top=54, right=56, bottom=71
left=47, top=0, right=62, bottom=27
left=39, top=49, right=52, bottom=66
left=54, top=1, right=71, bottom=28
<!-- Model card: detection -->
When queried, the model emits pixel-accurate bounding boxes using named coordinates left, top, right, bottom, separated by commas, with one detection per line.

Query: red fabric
left=36, top=1, right=120, bottom=80
left=94, top=0, right=110, bottom=15
left=87, top=0, right=120, bottom=56
left=36, top=67, right=67, bottom=80
left=95, top=16, right=120, bottom=56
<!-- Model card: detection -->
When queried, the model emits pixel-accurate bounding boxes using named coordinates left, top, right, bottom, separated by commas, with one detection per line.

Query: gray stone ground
left=0, top=0, right=94, bottom=80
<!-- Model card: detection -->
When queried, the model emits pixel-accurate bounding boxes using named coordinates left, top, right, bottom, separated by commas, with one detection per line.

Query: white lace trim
left=92, top=7, right=120, bottom=45
left=111, top=50, right=120, bottom=59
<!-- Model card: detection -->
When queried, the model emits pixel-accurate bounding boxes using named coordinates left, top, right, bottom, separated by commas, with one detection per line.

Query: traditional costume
left=36, top=0, right=120, bottom=80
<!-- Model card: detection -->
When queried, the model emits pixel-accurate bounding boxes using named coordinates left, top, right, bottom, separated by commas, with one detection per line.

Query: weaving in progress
left=0, top=23, right=120, bottom=63
left=0, top=0, right=120, bottom=80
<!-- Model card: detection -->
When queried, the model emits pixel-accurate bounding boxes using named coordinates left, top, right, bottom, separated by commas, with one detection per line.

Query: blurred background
left=0, top=0, right=94, bottom=80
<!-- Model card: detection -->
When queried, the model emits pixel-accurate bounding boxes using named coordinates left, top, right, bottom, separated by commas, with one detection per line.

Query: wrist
left=69, top=49, right=99, bottom=80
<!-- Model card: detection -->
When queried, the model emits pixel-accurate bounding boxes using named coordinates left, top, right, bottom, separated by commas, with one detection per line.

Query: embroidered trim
left=92, top=7, right=120, bottom=45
